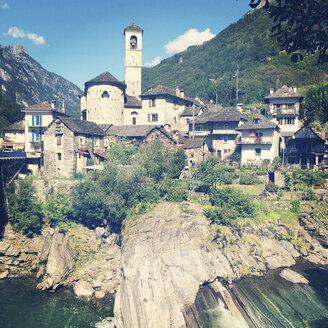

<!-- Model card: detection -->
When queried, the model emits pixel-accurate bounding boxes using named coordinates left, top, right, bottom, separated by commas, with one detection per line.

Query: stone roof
left=292, top=125, right=324, bottom=141
left=106, top=125, right=174, bottom=141
left=180, top=105, right=202, bottom=117
left=85, top=71, right=126, bottom=90
left=22, top=102, right=69, bottom=115
left=98, top=124, right=113, bottom=133
left=125, top=95, right=141, bottom=108
left=236, top=114, right=278, bottom=130
left=184, top=137, right=206, bottom=149
left=264, top=85, right=303, bottom=99
left=140, top=85, right=193, bottom=103
left=194, top=106, right=247, bottom=124
left=3, top=120, right=24, bottom=132
left=124, top=20, right=144, bottom=35
left=52, top=117, right=106, bottom=136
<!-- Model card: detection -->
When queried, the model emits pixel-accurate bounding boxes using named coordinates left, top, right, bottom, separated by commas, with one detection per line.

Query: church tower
left=124, top=20, right=143, bottom=98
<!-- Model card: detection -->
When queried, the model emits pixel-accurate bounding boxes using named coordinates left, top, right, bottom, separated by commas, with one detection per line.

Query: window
left=278, top=118, right=284, bottom=125
left=149, top=98, right=156, bottom=107
left=186, top=118, right=190, bottom=124
left=132, top=117, right=137, bottom=125
left=174, top=117, right=177, bottom=123
left=224, top=124, right=229, bottom=129
left=80, top=137, right=84, bottom=146
left=31, top=130, right=42, bottom=142
left=94, top=138, right=99, bottom=147
left=148, top=113, right=158, bottom=122
left=130, top=35, right=137, bottom=49
left=224, top=149, right=229, bottom=154
left=57, top=153, right=62, bottom=161
left=285, top=117, right=295, bottom=125
left=253, top=118, right=260, bottom=124
left=32, top=115, right=42, bottom=126
left=195, top=125, right=203, bottom=132
left=255, top=148, right=261, bottom=156
left=249, top=130, right=256, bottom=137
left=223, top=136, right=228, bottom=143
left=101, top=91, right=109, bottom=98
left=56, top=135, right=62, bottom=146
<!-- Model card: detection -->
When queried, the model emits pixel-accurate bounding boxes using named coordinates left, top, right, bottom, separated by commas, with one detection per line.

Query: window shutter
left=40, top=115, right=42, bottom=126
left=32, top=115, right=35, bottom=126
left=32, top=130, right=35, bottom=142
left=148, top=114, right=151, bottom=122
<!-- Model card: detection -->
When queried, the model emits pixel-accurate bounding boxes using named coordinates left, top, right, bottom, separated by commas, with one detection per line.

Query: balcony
left=237, top=137, right=273, bottom=145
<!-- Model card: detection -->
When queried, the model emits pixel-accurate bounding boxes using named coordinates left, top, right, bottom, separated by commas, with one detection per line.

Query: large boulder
left=73, top=280, right=94, bottom=298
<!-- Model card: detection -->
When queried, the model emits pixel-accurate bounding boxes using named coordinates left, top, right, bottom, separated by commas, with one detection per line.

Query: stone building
left=237, top=114, right=280, bottom=164
left=43, top=117, right=105, bottom=178
left=190, top=105, right=247, bottom=160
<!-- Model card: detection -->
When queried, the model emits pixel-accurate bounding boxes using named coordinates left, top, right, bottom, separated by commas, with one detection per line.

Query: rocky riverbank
left=0, top=225, right=121, bottom=299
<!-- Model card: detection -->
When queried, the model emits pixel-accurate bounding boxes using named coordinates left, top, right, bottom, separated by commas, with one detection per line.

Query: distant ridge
left=0, top=45, right=82, bottom=111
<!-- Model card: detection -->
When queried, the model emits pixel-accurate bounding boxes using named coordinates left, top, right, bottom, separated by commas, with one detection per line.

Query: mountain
left=0, top=45, right=82, bottom=111
left=142, top=9, right=328, bottom=106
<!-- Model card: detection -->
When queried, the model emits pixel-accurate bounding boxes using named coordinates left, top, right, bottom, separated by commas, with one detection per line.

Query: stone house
left=178, top=136, right=208, bottom=168
left=265, top=85, right=303, bottom=138
left=285, top=125, right=325, bottom=169
left=104, top=125, right=177, bottom=150
left=236, top=114, right=280, bottom=164
left=43, top=117, right=105, bottom=178
left=190, top=105, right=247, bottom=160
left=22, top=101, right=68, bottom=174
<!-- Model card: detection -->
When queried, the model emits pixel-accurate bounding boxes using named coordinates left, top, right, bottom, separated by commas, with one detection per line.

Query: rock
left=92, top=280, right=102, bottom=289
left=95, top=290, right=106, bottom=299
left=0, top=241, right=10, bottom=254
left=36, top=265, right=45, bottom=279
left=0, top=256, right=13, bottom=265
left=94, top=317, right=115, bottom=328
left=0, top=270, right=9, bottom=279
left=73, top=280, right=94, bottom=298
left=5, top=245, right=21, bottom=257
left=280, top=268, right=309, bottom=284
left=38, top=232, right=74, bottom=290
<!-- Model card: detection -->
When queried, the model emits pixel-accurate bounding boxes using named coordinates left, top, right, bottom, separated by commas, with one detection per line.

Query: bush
left=159, top=179, right=188, bottom=202
left=207, top=187, right=255, bottom=225
left=43, top=189, right=72, bottom=228
left=8, top=178, right=43, bottom=237
left=290, top=200, right=300, bottom=213
left=239, top=172, right=260, bottom=185
left=265, top=182, right=278, bottom=193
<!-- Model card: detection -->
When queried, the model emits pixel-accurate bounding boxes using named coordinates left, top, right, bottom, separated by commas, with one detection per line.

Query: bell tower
left=124, top=20, right=143, bottom=98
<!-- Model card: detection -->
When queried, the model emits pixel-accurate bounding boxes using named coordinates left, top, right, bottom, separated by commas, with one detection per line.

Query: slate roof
left=106, top=125, right=174, bottom=141
left=51, top=117, right=106, bottom=136
left=292, top=125, right=325, bottom=141
left=3, top=120, right=24, bottom=132
left=236, top=114, right=278, bottom=130
left=22, top=102, right=69, bottom=115
left=140, top=85, right=193, bottom=103
left=125, top=95, right=141, bottom=107
left=264, top=85, right=303, bottom=99
left=85, top=71, right=126, bottom=90
left=194, top=106, right=247, bottom=124
left=184, top=137, right=206, bottom=149
left=98, top=124, right=113, bottom=133
left=124, top=20, right=144, bottom=35
left=180, top=105, right=202, bottom=117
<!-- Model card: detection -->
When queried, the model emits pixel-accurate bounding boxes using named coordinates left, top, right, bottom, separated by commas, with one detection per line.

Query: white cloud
left=165, top=28, right=215, bottom=54
left=4, top=26, right=45, bottom=45
left=144, top=56, right=161, bottom=67
left=0, top=2, right=9, bottom=9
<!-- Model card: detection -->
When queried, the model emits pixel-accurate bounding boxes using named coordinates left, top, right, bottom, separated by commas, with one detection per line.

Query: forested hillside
left=142, top=9, right=328, bottom=106
left=0, top=92, right=23, bottom=135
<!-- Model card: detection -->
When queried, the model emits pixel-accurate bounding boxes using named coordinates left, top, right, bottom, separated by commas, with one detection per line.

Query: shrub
left=8, top=178, right=43, bottom=237
left=265, top=182, right=278, bottom=193
left=304, top=187, right=316, bottom=200
left=239, top=172, right=260, bottom=185
left=290, top=200, right=300, bottom=213
left=159, top=179, right=188, bottom=202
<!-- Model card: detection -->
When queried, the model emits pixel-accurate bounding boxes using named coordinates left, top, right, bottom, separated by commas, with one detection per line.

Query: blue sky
left=0, top=0, right=251, bottom=90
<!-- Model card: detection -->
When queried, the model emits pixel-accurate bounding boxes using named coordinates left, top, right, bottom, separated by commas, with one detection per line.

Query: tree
left=303, top=82, right=328, bottom=123
left=249, top=0, right=328, bottom=63
left=8, top=178, right=43, bottom=236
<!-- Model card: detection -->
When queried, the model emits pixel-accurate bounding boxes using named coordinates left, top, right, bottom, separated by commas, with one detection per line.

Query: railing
left=238, top=137, right=273, bottom=144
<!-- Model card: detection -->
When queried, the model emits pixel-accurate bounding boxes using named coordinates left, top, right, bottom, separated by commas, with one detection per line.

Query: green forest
left=0, top=92, right=23, bottom=135
left=142, top=9, right=328, bottom=107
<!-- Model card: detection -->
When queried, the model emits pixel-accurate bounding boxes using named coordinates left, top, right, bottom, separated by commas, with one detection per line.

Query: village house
left=189, top=105, right=247, bottom=160
left=285, top=125, right=325, bottom=169
left=236, top=114, right=280, bottom=164
left=265, top=85, right=303, bottom=138
left=21, top=101, right=68, bottom=174
left=178, top=136, right=208, bottom=168
left=1, top=119, right=25, bottom=150
left=43, top=117, right=105, bottom=178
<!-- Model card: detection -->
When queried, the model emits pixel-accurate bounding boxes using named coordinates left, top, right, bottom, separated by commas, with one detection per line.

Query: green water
left=197, top=261, right=328, bottom=328
left=0, top=278, right=114, bottom=328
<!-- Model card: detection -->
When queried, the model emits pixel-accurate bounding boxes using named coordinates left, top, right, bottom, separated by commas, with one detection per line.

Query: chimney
left=62, top=99, right=65, bottom=113
left=293, top=87, right=297, bottom=93
left=180, top=88, right=184, bottom=98
left=176, top=87, right=180, bottom=97
left=237, top=103, right=243, bottom=113
left=270, top=88, right=274, bottom=95
left=322, top=132, right=326, bottom=141
left=51, top=100, right=56, bottom=109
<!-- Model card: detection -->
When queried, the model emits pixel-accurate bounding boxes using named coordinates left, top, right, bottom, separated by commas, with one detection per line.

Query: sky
left=0, top=0, right=251, bottom=90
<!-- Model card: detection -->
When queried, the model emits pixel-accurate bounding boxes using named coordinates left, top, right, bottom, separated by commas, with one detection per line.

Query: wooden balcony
left=237, top=137, right=273, bottom=145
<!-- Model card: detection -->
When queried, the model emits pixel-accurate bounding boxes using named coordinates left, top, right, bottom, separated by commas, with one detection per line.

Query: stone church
left=79, top=21, right=193, bottom=132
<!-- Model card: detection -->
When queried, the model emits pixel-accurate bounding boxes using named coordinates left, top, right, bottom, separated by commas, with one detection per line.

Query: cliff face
left=0, top=45, right=81, bottom=110
left=114, top=202, right=328, bottom=328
